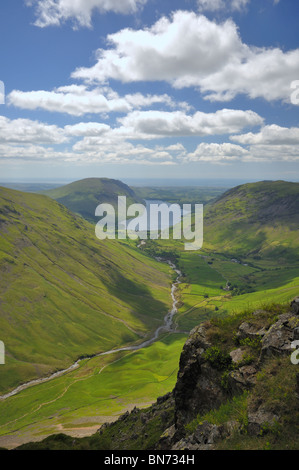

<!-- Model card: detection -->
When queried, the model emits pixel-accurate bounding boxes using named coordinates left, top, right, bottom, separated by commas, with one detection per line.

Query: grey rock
left=291, top=297, right=299, bottom=315
left=237, top=322, right=267, bottom=341
left=230, top=348, right=246, bottom=364
left=174, top=324, right=227, bottom=430
left=175, top=362, right=227, bottom=430
left=260, top=313, right=294, bottom=362
left=247, top=409, right=279, bottom=436
left=157, top=425, right=176, bottom=450
left=227, top=365, right=257, bottom=394
left=193, top=421, right=223, bottom=445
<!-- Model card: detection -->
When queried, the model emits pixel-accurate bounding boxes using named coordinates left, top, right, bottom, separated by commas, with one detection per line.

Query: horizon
left=1, top=176, right=299, bottom=190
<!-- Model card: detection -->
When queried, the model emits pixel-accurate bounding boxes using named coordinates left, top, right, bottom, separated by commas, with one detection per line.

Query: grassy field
left=0, top=332, right=187, bottom=449
left=175, top=251, right=299, bottom=332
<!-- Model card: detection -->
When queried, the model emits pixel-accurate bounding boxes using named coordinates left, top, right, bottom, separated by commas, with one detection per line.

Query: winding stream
left=0, top=259, right=182, bottom=401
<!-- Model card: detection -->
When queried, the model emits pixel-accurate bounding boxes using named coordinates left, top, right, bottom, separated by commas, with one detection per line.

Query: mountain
left=203, top=180, right=299, bottom=261
left=16, top=297, right=299, bottom=451
left=44, top=178, right=142, bottom=223
left=0, top=187, right=171, bottom=393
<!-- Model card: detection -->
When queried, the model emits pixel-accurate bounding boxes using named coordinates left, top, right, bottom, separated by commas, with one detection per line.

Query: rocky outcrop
left=101, top=298, right=299, bottom=450
left=173, top=323, right=228, bottom=433
left=260, top=312, right=299, bottom=362
left=163, top=297, right=299, bottom=450
left=172, top=422, right=229, bottom=451
left=236, top=319, right=268, bottom=341
left=247, top=408, right=279, bottom=436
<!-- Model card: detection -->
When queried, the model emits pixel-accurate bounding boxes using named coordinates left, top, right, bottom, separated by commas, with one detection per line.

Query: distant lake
left=120, top=199, right=191, bottom=234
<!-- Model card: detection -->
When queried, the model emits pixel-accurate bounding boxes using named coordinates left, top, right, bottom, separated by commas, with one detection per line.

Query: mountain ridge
left=43, top=177, right=142, bottom=223
left=202, top=180, right=299, bottom=261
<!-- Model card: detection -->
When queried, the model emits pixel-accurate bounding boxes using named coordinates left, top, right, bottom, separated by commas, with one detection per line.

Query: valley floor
left=1, top=235, right=299, bottom=449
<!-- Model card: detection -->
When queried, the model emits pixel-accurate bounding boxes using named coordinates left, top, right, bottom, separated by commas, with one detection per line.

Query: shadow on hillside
left=102, top=270, right=169, bottom=329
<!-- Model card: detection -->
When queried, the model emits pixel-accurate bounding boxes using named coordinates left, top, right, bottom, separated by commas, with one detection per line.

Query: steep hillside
left=0, top=187, right=171, bottom=393
left=44, top=178, right=142, bottom=223
left=203, top=181, right=299, bottom=261
left=18, top=297, right=299, bottom=450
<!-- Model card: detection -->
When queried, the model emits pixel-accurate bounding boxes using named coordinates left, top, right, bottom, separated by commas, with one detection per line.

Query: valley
left=0, top=179, right=298, bottom=449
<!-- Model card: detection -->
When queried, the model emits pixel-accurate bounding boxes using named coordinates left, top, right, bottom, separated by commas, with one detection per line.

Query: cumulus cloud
left=72, top=136, right=178, bottom=165
left=0, top=116, right=67, bottom=144
left=241, top=144, right=299, bottom=162
left=0, top=137, right=180, bottom=165
left=8, top=86, right=186, bottom=116
left=231, top=125, right=299, bottom=146
left=72, top=10, right=299, bottom=103
left=72, top=12, right=242, bottom=84
left=118, top=108, right=263, bottom=138
left=0, top=144, right=75, bottom=161
left=0, top=105, right=265, bottom=165
left=2, top=116, right=299, bottom=164
left=185, top=142, right=249, bottom=163
left=183, top=135, right=299, bottom=164
left=64, top=122, right=111, bottom=137
left=231, top=124, right=299, bottom=162
left=197, top=0, right=250, bottom=12
left=26, top=0, right=147, bottom=28
left=0, top=116, right=184, bottom=165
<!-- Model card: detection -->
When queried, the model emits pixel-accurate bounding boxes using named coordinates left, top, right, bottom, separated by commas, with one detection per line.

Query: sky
left=0, top=0, right=299, bottom=182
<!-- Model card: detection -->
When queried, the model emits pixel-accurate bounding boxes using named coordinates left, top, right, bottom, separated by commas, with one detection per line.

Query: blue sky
left=0, top=0, right=299, bottom=182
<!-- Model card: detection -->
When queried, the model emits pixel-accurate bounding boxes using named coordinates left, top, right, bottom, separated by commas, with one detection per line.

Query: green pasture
left=0, top=333, right=186, bottom=445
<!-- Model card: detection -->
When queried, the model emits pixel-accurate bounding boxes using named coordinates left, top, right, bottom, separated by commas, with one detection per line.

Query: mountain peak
left=44, top=177, right=141, bottom=222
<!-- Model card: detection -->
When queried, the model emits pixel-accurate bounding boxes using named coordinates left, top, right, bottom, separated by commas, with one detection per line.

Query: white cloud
left=26, top=0, right=147, bottom=28
left=197, top=0, right=250, bottom=12
left=0, top=137, right=179, bottom=166
left=231, top=125, right=299, bottom=145
left=64, top=122, right=111, bottom=137
left=71, top=136, right=179, bottom=165
left=201, top=47, right=299, bottom=103
left=72, top=12, right=242, bottom=84
left=2, top=116, right=299, bottom=165
left=0, top=116, right=67, bottom=144
left=0, top=117, right=184, bottom=165
left=184, top=142, right=249, bottom=163
left=72, top=10, right=299, bottom=103
left=8, top=86, right=185, bottom=116
left=243, top=145, right=299, bottom=162
left=183, top=126, right=299, bottom=164
left=118, top=108, right=263, bottom=138
left=0, top=144, right=75, bottom=161
left=231, top=124, right=299, bottom=161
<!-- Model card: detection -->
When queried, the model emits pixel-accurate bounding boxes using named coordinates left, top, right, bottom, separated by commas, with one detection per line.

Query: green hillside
left=44, top=178, right=142, bottom=223
left=1, top=180, right=298, bottom=449
left=0, top=187, right=171, bottom=394
left=203, top=181, right=299, bottom=261
left=138, top=181, right=299, bottom=333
